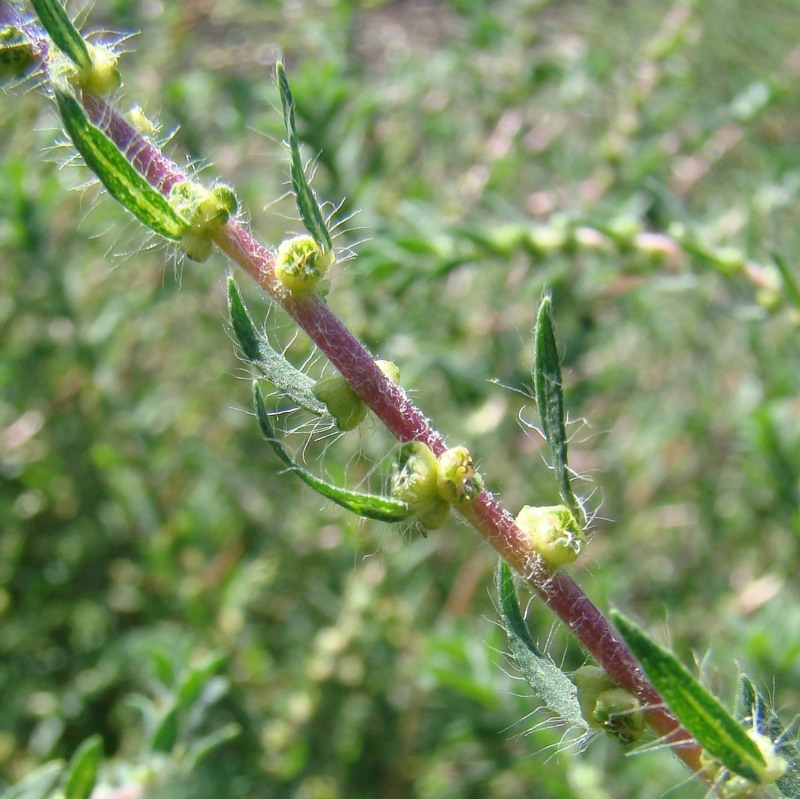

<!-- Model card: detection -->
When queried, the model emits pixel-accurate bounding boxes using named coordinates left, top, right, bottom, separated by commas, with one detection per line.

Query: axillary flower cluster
left=392, top=442, right=484, bottom=532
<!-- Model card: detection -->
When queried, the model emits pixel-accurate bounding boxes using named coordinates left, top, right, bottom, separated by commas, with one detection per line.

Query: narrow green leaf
left=64, top=736, right=102, bottom=799
left=4, top=761, right=63, bottom=799
left=227, top=277, right=328, bottom=416
left=740, top=673, right=756, bottom=715
left=176, top=653, right=226, bottom=713
left=151, top=704, right=179, bottom=754
left=276, top=61, right=333, bottom=252
left=533, top=295, right=585, bottom=526
left=150, top=647, right=178, bottom=686
left=55, top=89, right=186, bottom=241
left=773, top=253, right=800, bottom=311
left=497, top=560, right=542, bottom=655
left=496, top=561, right=587, bottom=729
left=740, top=674, right=800, bottom=798
left=30, top=0, right=91, bottom=69
left=227, top=276, right=261, bottom=361
left=253, top=382, right=411, bottom=522
left=612, top=610, right=766, bottom=782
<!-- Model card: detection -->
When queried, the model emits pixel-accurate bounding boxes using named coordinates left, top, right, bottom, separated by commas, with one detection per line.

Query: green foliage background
left=2, top=1, right=800, bottom=797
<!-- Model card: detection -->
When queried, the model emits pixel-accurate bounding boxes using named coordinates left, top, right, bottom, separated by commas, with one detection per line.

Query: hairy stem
left=221, top=173, right=706, bottom=775
left=11, top=6, right=705, bottom=776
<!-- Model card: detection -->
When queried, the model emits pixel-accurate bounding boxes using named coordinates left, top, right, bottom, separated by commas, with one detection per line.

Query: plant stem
left=12, top=8, right=705, bottom=776
left=215, top=212, right=704, bottom=773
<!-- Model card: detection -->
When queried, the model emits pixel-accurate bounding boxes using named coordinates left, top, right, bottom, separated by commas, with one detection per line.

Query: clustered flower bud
left=436, top=446, right=483, bottom=506
left=169, top=180, right=238, bottom=262
left=515, top=504, right=585, bottom=567
left=571, top=665, right=644, bottom=744
left=275, top=234, right=334, bottom=295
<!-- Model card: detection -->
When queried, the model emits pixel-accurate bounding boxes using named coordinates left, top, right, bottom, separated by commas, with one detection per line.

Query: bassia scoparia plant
left=2, top=1, right=800, bottom=797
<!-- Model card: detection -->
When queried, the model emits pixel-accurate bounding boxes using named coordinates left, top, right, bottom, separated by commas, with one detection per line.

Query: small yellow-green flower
left=275, top=235, right=334, bottom=295
left=592, top=687, right=645, bottom=744
left=126, top=104, right=158, bottom=137
left=169, top=180, right=238, bottom=262
left=571, top=665, right=644, bottom=743
left=313, top=360, right=399, bottom=431
left=0, top=26, right=34, bottom=81
left=393, top=441, right=450, bottom=530
left=515, top=504, right=585, bottom=567
left=74, top=43, right=121, bottom=94
left=436, top=446, right=483, bottom=505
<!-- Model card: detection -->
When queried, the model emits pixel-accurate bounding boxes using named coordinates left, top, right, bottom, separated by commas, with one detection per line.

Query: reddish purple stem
left=11, top=7, right=704, bottom=775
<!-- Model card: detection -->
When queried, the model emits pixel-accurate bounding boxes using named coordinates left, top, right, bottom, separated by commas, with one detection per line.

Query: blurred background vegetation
left=2, top=0, right=800, bottom=797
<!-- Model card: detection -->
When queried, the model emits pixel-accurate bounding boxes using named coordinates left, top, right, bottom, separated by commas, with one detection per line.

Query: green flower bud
left=313, top=360, right=399, bottom=431
left=0, top=27, right=34, bottom=82
left=713, top=246, right=746, bottom=276
left=75, top=43, right=121, bottom=94
left=377, top=359, right=400, bottom=385
left=211, top=184, right=239, bottom=222
left=125, top=104, right=158, bottom=137
left=313, top=374, right=366, bottom=431
left=392, top=442, right=450, bottom=531
left=607, top=216, right=643, bottom=249
left=275, top=234, right=334, bottom=295
left=748, top=729, right=787, bottom=785
left=168, top=180, right=239, bottom=262
left=515, top=504, right=585, bottom=567
left=700, top=753, right=770, bottom=799
left=436, top=446, right=483, bottom=506
left=572, top=665, right=614, bottom=727
left=178, top=229, right=212, bottom=264
left=717, top=776, right=760, bottom=799
left=592, top=687, right=645, bottom=744
left=572, top=666, right=644, bottom=744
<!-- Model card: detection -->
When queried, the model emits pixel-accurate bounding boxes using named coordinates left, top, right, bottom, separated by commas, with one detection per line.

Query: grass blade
left=3, top=762, right=63, bottom=799
left=63, top=736, right=102, bottom=799
left=773, top=253, right=800, bottom=311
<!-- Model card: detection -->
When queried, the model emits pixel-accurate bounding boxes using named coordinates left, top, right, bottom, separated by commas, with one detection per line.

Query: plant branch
left=9, top=5, right=706, bottom=777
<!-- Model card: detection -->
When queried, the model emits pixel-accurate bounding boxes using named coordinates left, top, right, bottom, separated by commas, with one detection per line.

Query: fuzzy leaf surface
left=55, top=89, right=185, bottom=240
left=740, top=674, right=800, bottom=797
left=497, top=561, right=587, bottom=729
left=30, top=0, right=91, bottom=69
left=276, top=61, right=333, bottom=252
left=253, top=382, right=411, bottom=522
left=227, top=277, right=328, bottom=416
left=63, top=736, right=102, bottom=799
left=533, top=295, right=585, bottom=526
left=612, top=611, right=766, bottom=783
